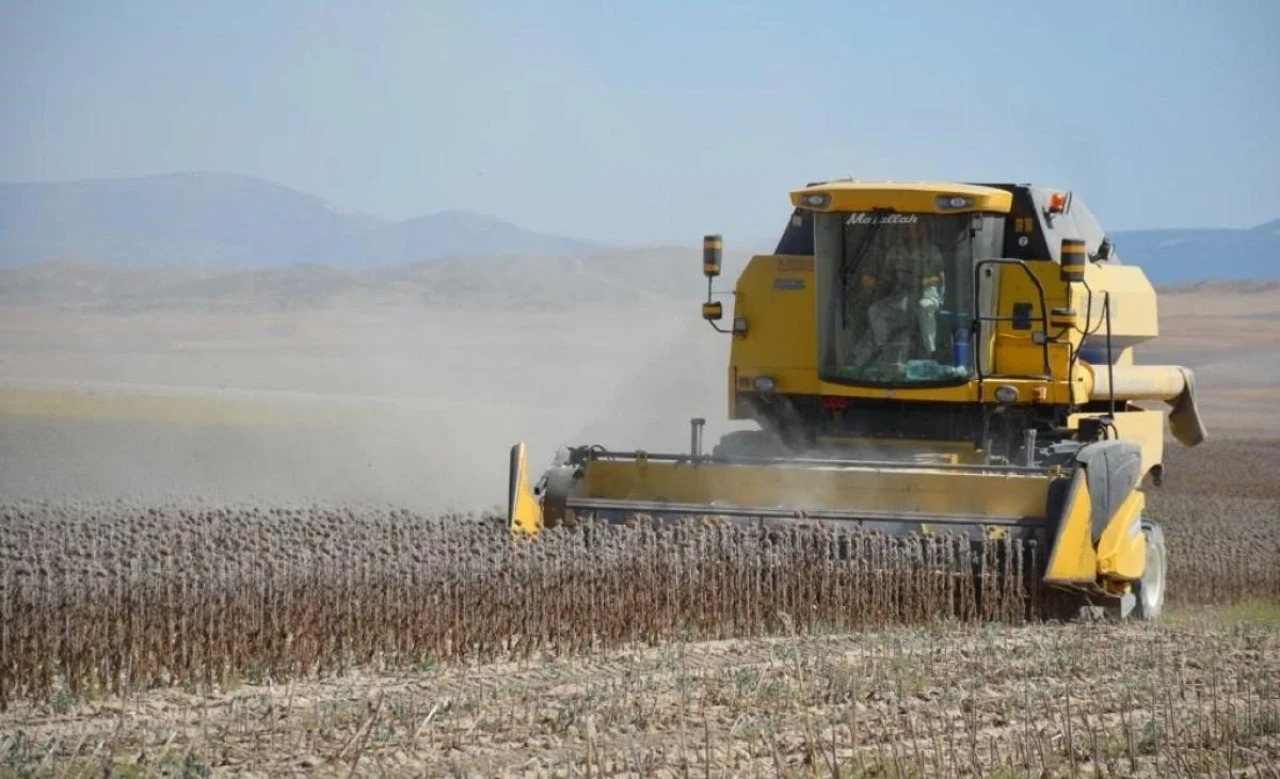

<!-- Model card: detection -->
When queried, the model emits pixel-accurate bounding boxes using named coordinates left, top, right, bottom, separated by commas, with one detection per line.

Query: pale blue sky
left=2, top=0, right=1277, bottom=245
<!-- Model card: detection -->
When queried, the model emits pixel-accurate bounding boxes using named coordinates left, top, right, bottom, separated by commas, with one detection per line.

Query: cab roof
left=790, top=180, right=1013, bottom=214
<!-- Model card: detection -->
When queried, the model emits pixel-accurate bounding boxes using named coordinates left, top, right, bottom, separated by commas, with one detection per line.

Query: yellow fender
left=1043, top=468, right=1098, bottom=584
left=1043, top=439, right=1147, bottom=589
left=1096, top=490, right=1147, bottom=581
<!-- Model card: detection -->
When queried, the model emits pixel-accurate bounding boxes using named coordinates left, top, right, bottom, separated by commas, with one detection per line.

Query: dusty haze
left=3, top=279, right=1279, bottom=513
left=0, top=301, right=751, bottom=512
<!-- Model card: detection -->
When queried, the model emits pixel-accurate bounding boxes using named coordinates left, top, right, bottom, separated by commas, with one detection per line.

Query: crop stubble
left=1, top=436, right=1278, bottom=776
left=2, top=505, right=1049, bottom=707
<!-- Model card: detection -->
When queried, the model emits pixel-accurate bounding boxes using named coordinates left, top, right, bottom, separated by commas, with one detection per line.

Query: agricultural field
left=1, top=437, right=1278, bottom=777
left=1, top=286, right=1279, bottom=777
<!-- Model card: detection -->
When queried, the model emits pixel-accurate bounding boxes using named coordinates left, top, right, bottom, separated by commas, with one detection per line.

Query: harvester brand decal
left=773, top=277, right=805, bottom=291
left=846, top=213, right=919, bottom=225
left=778, top=257, right=813, bottom=272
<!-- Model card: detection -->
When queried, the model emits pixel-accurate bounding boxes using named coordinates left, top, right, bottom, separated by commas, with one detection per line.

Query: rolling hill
left=0, top=172, right=610, bottom=268
left=1111, top=219, right=1279, bottom=285
left=0, top=173, right=1274, bottom=290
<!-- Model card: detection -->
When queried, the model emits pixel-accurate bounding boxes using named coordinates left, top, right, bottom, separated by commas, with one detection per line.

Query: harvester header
left=508, top=179, right=1206, bottom=622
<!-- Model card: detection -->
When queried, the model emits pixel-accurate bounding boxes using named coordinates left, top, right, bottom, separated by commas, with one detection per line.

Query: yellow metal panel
left=817, top=377, right=978, bottom=402
left=1043, top=470, right=1098, bottom=584
left=990, top=333, right=1073, bottom=381
left=1079, top=264, right=1160, bottom=347
left=728, top=255, right=818, bottom=406
left=579, top=460, right=1055, bottom=520
left=811, top=436, right=980, bottom=464
left=1096, top=490, right=1147, bottom=581
left=1068, top=409, right=1165, bottom=477
left=734, top=371, right=1074, bottom=406
left=732, top=373, right=1076, bottom=406
left=728, top=365, right=737, bottom=418
left=734, top=367, right=819, bottom=396
left=508, top=442, right=544, bottom=534
left=790, top=181, right=1013, bottom=214
left=988, top=258, right=1072, bottom=380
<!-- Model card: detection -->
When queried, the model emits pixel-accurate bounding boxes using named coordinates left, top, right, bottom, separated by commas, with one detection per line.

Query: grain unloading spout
left=1085, top=363, right=1207, bottom=448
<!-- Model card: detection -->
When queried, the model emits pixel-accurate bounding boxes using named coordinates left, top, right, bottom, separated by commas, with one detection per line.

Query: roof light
left=1048, top=192, right=1068, bottom=214
left=937, top=194, right=974, bottom=210
left=801, top=193, right=831, bottom=209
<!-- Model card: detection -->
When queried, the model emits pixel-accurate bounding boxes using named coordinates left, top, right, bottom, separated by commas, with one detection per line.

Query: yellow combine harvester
left=507, top=180, right=1206, bottom=620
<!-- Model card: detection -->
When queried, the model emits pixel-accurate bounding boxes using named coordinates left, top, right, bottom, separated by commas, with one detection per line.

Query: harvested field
left=1146, top=439, right=1280, bottom=605
left=2, top=296, right=1279, bottom=776
left=2, top=436, right=1279, bottom=776
left=1, top=605, right=1278, bottom=777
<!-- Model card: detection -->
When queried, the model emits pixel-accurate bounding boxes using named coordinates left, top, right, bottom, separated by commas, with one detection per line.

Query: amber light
left=1048, top=192, right=1068, bottom=213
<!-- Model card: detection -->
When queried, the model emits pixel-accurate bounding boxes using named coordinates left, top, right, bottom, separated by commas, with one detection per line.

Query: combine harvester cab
left=508, top=181, right=1206, bottom=621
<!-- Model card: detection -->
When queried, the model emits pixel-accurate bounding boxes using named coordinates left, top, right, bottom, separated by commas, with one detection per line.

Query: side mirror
left=703, top=234, right=722, bottom=278
left=1094, top=237, right=1113, bottom=262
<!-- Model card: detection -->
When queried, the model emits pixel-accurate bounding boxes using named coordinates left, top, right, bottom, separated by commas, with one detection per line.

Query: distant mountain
left=370, top=211, right=615, bottom=263
left=1, top=172, right=1275, bottom=284
left=1112, top=219, right=1279, bottom=285
left=0, top=172, right=610, bottom=268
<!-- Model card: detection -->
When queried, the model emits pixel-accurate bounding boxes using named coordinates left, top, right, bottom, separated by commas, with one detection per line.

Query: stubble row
left=2, top=502, right=1044, bottom=709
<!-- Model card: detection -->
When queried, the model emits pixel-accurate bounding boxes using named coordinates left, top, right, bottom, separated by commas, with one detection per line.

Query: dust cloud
left=0, top=301, right=746, bottom=514
left=6, top=278, right=1278, bottom=514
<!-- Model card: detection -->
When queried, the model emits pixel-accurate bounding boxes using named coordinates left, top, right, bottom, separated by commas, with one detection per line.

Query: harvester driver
left=858, top=219, right=945, bottom=362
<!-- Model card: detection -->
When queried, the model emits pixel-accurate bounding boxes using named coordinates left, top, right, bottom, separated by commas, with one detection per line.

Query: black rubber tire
left=711, top=429, right=783, bottom=458
left=1132, top=519, right=1167, bottom=621
left=540, top=466, right=578, bottom=529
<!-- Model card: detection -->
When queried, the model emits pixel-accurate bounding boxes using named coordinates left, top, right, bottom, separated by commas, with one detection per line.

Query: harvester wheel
left=1133, top=519, right=1167, bottom=621
left=540, top=466, right=578, bottom=529
left=711, top=429, right=784, bottom=458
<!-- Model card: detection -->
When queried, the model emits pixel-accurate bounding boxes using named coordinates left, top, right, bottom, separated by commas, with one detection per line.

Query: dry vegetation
left=3, top=616, right=1278, bottom=778
left=0, top=507, right=1046, bottom=709
left=1, top=439, right=1278, bottom=776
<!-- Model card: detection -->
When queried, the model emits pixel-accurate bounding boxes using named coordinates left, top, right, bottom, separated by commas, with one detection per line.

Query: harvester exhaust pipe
left=690, top=417, right=706, bottom=457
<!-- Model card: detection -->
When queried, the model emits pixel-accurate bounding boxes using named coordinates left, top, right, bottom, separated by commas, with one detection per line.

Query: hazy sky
left=2, top=0, right=1277, bottom=245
